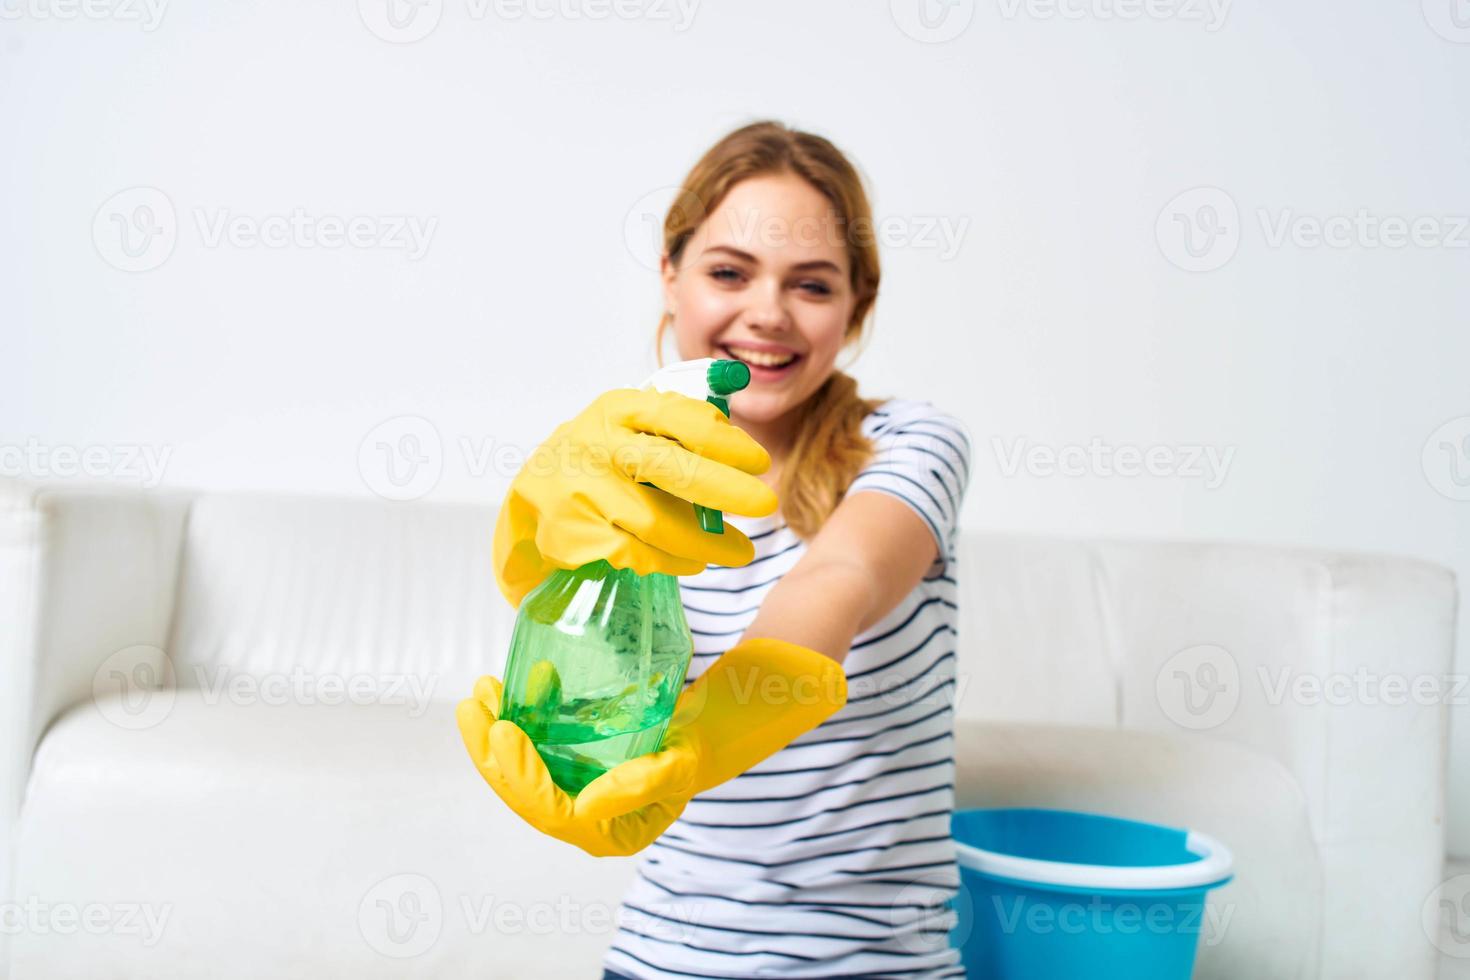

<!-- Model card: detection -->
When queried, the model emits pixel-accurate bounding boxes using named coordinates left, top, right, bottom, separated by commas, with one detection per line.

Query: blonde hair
left=654, top=120, right=888, bottom=540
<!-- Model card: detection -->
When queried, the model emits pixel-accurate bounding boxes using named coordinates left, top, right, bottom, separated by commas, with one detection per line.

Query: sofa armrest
left=0, top=478, right=191, bottom=903
left=956, top=532, right=1456, bottom=978
left=1309, top=553, right=1457, bottom=979
left=1101, top=540, right=1458, bottom=979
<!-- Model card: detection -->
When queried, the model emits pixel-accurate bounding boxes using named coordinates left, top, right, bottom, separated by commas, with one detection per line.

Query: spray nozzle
left=704, top=359, right=750, bottom=397
left=638, top=357, right=754, bottom=535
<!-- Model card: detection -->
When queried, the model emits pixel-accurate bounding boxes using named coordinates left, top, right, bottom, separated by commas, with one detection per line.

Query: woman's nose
left=743, top=280, right=791, bottom=332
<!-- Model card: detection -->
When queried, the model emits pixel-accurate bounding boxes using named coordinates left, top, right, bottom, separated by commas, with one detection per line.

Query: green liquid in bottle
left=499, top=560, right=693, bottom=795
left=498, top=358, right=749, bottom=795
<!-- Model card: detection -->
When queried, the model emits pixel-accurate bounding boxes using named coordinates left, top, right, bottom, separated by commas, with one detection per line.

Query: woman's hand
left=455, top=675, right=694, bottom=857
left=455, top=637, right=848, bottom=858
left=492, top=387, right=778, bottom=607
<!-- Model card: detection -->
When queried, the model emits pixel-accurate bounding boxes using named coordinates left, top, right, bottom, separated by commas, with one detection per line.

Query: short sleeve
left=845, top=403, right=973, bottom=579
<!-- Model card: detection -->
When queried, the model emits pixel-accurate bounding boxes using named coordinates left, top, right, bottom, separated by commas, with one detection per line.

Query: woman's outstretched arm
left=741, top=490, right=941, bottom=664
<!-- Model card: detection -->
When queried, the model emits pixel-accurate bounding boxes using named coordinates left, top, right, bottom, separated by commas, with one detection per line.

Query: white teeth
left=725, top=346, right=796, bottom=368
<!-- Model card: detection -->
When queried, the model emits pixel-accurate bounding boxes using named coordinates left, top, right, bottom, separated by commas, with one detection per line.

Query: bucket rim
left=953, top=812, right=1234, bottom=892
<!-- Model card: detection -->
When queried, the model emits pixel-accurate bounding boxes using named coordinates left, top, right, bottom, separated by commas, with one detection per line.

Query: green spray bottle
left=497, top=357, right=753, bottom=794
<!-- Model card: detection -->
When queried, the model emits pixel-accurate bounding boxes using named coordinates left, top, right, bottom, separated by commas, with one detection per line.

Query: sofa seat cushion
left=13, top=697, right=1319, bottom=978
left=12, top=691, right=638, bottom=979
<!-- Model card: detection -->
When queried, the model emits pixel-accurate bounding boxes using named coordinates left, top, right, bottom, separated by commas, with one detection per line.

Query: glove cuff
left=673, top=636, right=848, bottom=796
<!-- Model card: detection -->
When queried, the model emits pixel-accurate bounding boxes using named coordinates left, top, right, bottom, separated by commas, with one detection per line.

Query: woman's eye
left=709, top=266, right=743, bottom=282
left=798, top=280, right=833, bottom=296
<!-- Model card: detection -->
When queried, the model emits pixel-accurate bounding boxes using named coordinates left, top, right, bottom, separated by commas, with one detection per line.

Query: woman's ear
left=659, top=253, right=679, bottom=315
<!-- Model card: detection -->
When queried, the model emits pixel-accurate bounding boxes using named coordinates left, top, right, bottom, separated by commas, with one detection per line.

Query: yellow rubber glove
left=455, top=675, right=692, bottom=856
left=455, top=637, right=848, bottom=857
left=493, top=387, right=779, bottom=608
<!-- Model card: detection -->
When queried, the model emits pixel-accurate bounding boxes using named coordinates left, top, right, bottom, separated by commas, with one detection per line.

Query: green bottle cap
left=706, top=359, right=751, bottom=396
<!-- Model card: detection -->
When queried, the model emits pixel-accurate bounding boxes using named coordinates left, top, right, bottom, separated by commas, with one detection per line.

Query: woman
left=458, top=120, right=972, bottom=979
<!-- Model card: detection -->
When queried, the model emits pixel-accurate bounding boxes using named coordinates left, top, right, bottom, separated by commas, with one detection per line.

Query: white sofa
left=0, top=478, right=1457, bottom=979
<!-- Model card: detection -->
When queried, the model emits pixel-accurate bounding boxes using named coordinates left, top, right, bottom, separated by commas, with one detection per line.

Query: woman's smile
left=718, top=340, right=804, bottom=382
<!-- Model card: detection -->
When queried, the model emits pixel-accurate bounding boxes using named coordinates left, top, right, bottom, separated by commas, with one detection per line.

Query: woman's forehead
left=691, top=175, right=849, bottom=268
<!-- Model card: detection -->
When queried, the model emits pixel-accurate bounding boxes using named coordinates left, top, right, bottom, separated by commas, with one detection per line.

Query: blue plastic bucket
left=950, top=808, right=1233, bottom=980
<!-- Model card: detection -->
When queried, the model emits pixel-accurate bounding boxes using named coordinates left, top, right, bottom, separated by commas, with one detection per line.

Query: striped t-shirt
left=603, top=398, right=974, bottom=980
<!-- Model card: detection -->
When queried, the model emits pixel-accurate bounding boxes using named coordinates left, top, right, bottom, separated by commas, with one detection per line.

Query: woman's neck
left=732, top=410, right=799, bottom=490
left=732, top=420, right=793, bottom=499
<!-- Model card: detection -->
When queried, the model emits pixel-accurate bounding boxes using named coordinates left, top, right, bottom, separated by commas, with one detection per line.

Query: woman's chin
left=733, top=395, right=799, bottom=426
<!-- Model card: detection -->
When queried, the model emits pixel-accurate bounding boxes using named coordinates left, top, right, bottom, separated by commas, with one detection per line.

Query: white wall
left=4, top=1, right=1468, bottom=846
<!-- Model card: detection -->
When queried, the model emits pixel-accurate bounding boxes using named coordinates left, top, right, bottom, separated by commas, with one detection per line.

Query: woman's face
left=662, top=172, right=856, bottom=434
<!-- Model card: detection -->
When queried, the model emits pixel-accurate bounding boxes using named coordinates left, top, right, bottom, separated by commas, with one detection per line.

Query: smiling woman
left=595, top=120, right=973, bottom=979
left=459, top=119, right=972, bottom=980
